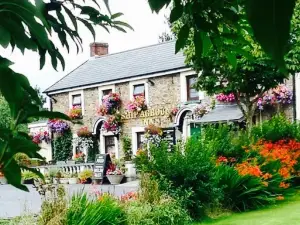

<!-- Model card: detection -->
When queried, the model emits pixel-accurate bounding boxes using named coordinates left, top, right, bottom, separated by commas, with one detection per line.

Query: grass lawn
left=195, top=194, right=300, bottom=225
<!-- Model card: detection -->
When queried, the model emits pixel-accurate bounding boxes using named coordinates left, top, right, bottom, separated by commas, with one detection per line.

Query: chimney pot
left=90, top=42, right=109, bottom=57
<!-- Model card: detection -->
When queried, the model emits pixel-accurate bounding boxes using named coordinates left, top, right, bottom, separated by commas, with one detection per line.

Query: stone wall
left=51, top=73, right=183, bottom=136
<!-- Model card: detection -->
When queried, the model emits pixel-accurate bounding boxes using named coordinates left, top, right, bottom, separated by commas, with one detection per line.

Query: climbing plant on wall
left=53, top=130, right=73, bottom=162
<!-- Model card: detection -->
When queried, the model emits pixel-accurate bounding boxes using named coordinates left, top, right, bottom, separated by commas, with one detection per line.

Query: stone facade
left=50, top=72, right=295, bottom=159
left=52, top=73, right=183, bottom=137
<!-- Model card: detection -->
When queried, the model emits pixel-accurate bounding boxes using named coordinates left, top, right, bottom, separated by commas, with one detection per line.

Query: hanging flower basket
left=97, top=92, right=121, bottom=116
left=257, top=85, right=293, bottom=111
left=126, top=96, right=147, bottom=113
left=68, top=106, right=82, bottom=119
left=194, top=103, right=211, bottom=119
left=102, top=115, right=122, bottom=134
left=77, top=126, right=92, bottom=138
left=169, top=106, right=179, bottom=118
left=32, top=131, right=51, bottom=144
left=47, top=119, right=70, bottom=135
left=215, top=93, right=235, bottom=103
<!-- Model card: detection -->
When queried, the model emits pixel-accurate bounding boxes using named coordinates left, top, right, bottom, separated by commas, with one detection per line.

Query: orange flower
left=235, top=162, right=262, bottom=177
left=279, top=182, right=290, bottom=189
left=262, top=173, right=273, bottom=180
left=276, top=195, right=284, bottom=201
left=262, top=181, right=269, bottom=187
left=279, top=167, right=290, bottom=179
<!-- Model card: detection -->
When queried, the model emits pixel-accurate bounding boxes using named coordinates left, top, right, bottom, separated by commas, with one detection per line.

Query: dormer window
left=133, top=84, right=145, bottom=98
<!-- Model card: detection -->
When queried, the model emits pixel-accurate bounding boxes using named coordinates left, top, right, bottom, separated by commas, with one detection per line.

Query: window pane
left=133, top=84, right=145, bottom=96
left=137, top=132, right=145, bottom=149
left=102, top=89, right=112, bottom=97
left=105, top=136, right=115, bottom=155
left=72, top=94, right=81, bottom=106
left=187, top=76, right=199, bottom=101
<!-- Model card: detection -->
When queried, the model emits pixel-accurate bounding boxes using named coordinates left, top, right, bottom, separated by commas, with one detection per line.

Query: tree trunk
left=245, top=105, right=255, bottom=132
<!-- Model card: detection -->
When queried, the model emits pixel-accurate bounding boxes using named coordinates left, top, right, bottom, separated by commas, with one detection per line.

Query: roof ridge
left=44, top=60, right=89, bottom=93
left=93, top=40, right=176, bottom=60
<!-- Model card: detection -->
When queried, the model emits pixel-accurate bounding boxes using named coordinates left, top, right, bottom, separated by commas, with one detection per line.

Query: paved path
left=0, top=182, right=139, bottom=218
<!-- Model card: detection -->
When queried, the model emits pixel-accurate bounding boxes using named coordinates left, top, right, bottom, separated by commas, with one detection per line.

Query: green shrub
left=251, top=114, right=300, bottom=142
left=125, top=197, right=191, bottom=225
left=201, top=125, right=249, bottom=160
left=215, top=165, right=274, bottom=211
left=124, top=174, right=191, bottom=225
left=38, top=185, right=67, bottom=225
left=136, top=139, right=221, bottom=218
left=78, top=169, right=93, bottom=182
left=66, top=193, right=125, bottom=225
left=53, top=130, right=73, bottom=161
left=122, top=136, right=132, bottom=161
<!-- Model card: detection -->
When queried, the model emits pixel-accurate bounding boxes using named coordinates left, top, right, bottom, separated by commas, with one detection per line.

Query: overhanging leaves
left=245, top=0, right=296, bottom=69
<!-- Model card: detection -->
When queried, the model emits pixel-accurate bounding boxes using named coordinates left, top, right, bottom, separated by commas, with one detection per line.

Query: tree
left=0, top=0, right=131, bottom=190
left=148, top=0, right=297, bottom=71
left=150, top=1, right=300, bottom=129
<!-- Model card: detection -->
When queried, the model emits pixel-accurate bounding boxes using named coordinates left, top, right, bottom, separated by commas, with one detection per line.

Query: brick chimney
left=90, top=42, right=109, bottom=57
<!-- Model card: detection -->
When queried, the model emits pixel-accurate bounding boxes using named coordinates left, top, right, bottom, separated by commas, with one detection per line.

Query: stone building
left=44, top=41, right=297, bottom=159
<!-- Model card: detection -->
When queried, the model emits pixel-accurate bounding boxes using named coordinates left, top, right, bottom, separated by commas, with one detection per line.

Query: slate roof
left=45, top=41, right=187, bottom=93
left=194, top=104, right=244, bottom=123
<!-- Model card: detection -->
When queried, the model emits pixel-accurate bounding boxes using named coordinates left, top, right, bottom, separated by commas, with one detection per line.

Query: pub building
left=43, top=41, right=294, bottom=160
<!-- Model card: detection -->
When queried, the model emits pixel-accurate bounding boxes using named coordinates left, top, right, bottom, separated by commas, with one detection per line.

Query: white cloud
left=1, top=0, right=169, bottom=92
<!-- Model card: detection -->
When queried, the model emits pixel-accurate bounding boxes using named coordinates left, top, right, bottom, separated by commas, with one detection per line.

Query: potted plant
left=106, top=164, right=124, bottom=185
left=74, top=152, right=85, bottom=163
left=122, top=136, right=136, bottom=181
left=0, top=172, right=7, bottom=185
left=68, top=173, right=78, bottom=184
left=60, top=172, right=70, bottom=184
left=79, top=169, right=93, bottom=184
left=22, top=171, right=38, bottom=184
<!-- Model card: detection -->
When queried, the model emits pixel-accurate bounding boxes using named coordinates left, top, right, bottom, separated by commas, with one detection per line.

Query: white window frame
left=69, top=90, right=84, bottom=115
left=100, top=131, right=119, bottom=159
left=180, top=70, right=204, bottom=102
left=129, top=79, right=149, bottom=104
left=98, top=84, right=116, bottom=104
left=131, top=127, right=145, bottom=155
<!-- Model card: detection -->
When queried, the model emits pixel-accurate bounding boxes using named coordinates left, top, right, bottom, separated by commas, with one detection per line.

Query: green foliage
left=53, top=131, right=73, bottom=161
left=136, top=140, right=221, bottom=218
left=202, top=125, right=249, bottom=159
left=122, top=136, right=132, bottom=161
left=215, top=165, right=274, bottom=211
left=251, top=114, right=300, bottom=142
left=78, top=169, right=93, bottom=181
left=148, top=0, right=297, bottom=70
left=0, top=0, right=132, bottom=190
left=66, top=193, right=125, bottom=225
left=22, top=170, right=39, bottom=180
left=125, top=173, right=191, bottom=225
left=125, top=198, right=191, bottom=225
left=38, top=185, right=67, bottom=225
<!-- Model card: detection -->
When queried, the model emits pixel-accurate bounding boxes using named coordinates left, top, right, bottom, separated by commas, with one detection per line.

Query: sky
left=1, top=0, right=169, bottom=92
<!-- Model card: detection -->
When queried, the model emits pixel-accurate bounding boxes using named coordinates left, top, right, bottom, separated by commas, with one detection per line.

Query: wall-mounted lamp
left=147, top=79, right=155, bottom=86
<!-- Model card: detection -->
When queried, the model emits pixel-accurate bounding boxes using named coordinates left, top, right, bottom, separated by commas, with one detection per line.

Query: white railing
left=33, top=163, right=94, bottom=175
